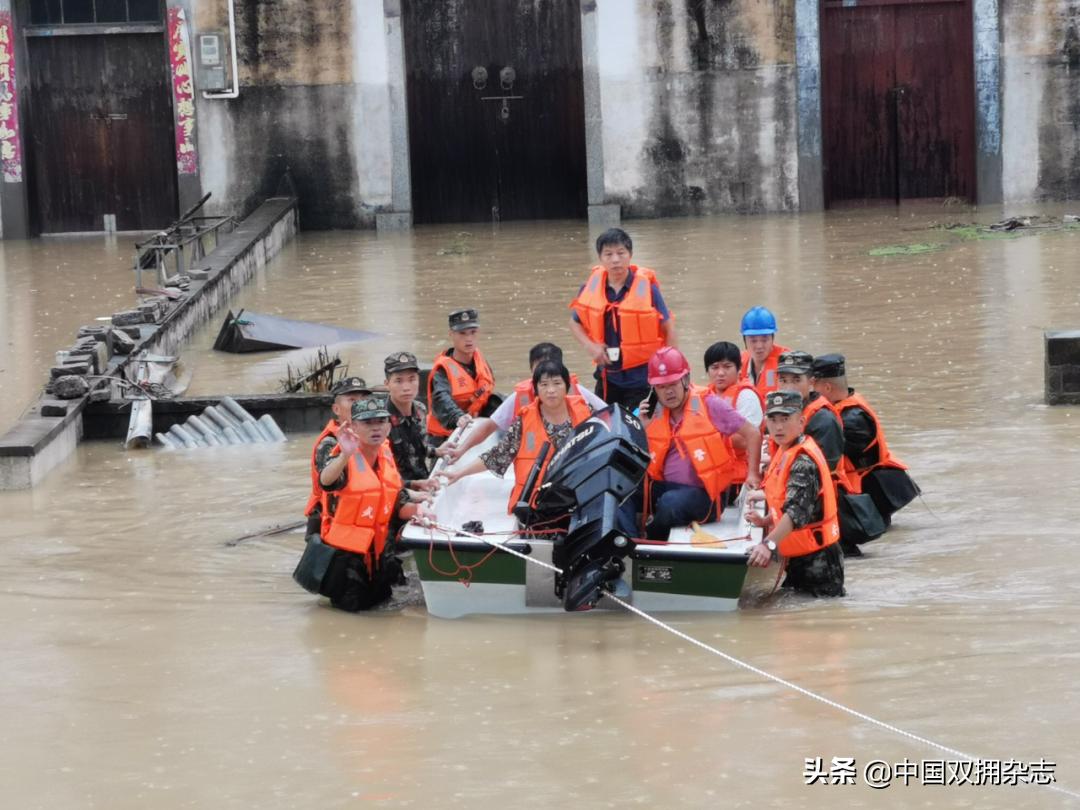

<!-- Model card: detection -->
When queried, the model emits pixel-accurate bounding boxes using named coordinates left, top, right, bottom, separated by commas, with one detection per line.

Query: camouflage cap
left=350, top=393, right=391, bottom=421
left=764, top=389, right=804, bottom=416
left=330, top=376, right=369, bottom=397
left=777, top=350, right=814, bottom=375
left=449, top=308, right=480, bottom=332
left=384, top=350, right=420, bottom=376
left=810, top=353, right=846, bottom=379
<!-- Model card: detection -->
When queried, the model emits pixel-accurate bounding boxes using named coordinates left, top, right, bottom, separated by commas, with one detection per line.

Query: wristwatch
left=762, top=539, right=777, bottom=552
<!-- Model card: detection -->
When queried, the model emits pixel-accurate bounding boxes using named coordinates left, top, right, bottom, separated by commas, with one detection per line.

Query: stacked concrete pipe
left=155, top=396, right=287, bottom=448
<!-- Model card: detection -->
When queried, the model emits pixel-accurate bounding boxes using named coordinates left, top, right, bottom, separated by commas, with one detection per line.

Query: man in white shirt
left=704, top=341, right=763, bottom=426
left=441, top=342, right=606, bottom=462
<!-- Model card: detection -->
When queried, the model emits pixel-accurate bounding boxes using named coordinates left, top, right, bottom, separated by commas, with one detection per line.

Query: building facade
left=0, top=0, right=1076, bottom=237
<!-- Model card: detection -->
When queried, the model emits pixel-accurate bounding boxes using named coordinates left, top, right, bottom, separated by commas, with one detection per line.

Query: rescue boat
left=398, top=406, right=770, bottom=619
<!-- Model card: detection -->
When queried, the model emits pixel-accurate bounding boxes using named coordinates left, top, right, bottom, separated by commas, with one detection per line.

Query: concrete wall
left=592, top=0, right=800, bottom=216
left=192, top=0, right=400, bottom=229
left=1002, top=0, right=1080, bottom=202
left=11, top=0, right=1076, bottom=235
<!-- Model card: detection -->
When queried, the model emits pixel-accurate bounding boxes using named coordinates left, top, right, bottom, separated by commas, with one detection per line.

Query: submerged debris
left=213, top=308, right=376, bottom=353
left=280, top=347, right=348, bottom=393
left=436, top=232, right=473, bottom=256
left=870, top=214, right=1080, bottom=256
left=868, top=243, right=944, bottom=257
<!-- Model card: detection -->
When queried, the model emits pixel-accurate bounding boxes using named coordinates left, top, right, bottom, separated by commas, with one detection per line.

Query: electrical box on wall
left=197, top=33, right=228, bottom=92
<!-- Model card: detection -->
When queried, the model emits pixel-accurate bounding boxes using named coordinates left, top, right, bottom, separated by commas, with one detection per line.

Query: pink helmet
left=647, top=347, right=690, bottom=385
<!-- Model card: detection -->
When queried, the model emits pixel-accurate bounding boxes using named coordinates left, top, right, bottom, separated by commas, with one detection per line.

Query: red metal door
left=821, top=0, right=975, bottom=205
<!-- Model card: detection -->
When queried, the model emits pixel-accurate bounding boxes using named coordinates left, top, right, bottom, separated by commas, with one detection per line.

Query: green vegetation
left=868, top=243, right=944, bottom=256
left=869, top=216, right=1080, bottom=257
left=437, top=231, right=474, bottom=256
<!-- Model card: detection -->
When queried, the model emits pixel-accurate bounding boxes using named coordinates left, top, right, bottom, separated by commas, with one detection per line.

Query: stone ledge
left=0, top=197, right=299, bottom=487
left=0, top=396, right=87, bottom=457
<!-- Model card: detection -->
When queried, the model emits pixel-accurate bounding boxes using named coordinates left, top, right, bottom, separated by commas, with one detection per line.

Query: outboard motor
left=515, top=405, right=650, bottom=611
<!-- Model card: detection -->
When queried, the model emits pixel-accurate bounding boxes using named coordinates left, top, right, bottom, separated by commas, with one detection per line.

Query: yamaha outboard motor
left=514, top=405, right=650, bottom=611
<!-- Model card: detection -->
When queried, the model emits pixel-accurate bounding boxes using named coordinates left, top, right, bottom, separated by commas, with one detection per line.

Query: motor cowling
left=515, top=405, right=650, bottom=611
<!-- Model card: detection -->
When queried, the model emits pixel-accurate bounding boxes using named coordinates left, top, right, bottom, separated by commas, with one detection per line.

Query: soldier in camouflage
left=746, top=389, right=845, bottom=597
left=383, top=351, right=437, bottom=490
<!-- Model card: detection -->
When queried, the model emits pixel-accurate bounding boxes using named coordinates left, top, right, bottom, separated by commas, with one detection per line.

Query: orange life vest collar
left=426, top=349, right=495, bottom=437
left=712, top=380, right=763, bottom=485
left=569, top=265, right=666, bottom=371
left=322, top=441, right=402, bottom=570
left=739, top=343, right=790, bottom=398
left=801, top=394, right=860, bottom=493
left=509, top=396, right=592, bottom=513
left=835, top=390, right=907, bottom=490
left=763, top=435, right=840, bottom=558
left=645, top=389, right=736, bottom=502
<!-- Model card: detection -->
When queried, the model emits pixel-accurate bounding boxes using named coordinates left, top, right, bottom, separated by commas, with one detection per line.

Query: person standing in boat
left=427, top=308, right=498, bottom=447
left=308, top=393, right=426, bottom=611
left=383, top=351, right=438, bottom=492
left=738, top=306, right=789, bottom=398
left=774, top=351, right=885, bottom=556
left=441, top=342, right=607, bottom=463
left=629, top=347, right=762, bottom=541
left=304, top=376, right=369, bottom=536
left=568, top=228, right=676, bottom=412
left=810, top=354, right=921, bottom=527
left=704, top=340, right=764, bottom=496
left=746, top=390, right=845, bottom=597
left=440, top=360, right=594, bottom=515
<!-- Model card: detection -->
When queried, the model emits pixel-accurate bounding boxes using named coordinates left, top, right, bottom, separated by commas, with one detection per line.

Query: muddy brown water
left=2, top=208, right=1080, bottom=807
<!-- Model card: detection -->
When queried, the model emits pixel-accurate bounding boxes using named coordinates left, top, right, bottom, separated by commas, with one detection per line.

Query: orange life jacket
left=426, top=349, right=495, bottom=437
left=713, top=380, right=763, bottom=485
left=646, top=389, right=736, bottom=503
left=800, top=394, right=860, bottom=493
left=835, top=390, right=908, bottom=492
left=305, top=419, right=339, bottom=517
left=763, top=435, right=840, bottom=558
left=739, top=343, right=790, bottom=398
left=569, top=265, right=666, bottom=371
left=509, top=395, right=592, bottom=512
left=511, top=373, right=580, bottom=419
left=322, top=441, right=402, bottom=570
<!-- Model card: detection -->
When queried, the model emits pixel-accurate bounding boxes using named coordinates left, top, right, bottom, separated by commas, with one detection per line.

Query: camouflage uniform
left=388, top=398, right=434, bottom=485
left=780, top=453, right=846, bottom=597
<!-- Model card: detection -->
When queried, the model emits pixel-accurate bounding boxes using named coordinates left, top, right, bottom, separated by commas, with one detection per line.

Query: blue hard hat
left=740, top=306, right=778, bottom=336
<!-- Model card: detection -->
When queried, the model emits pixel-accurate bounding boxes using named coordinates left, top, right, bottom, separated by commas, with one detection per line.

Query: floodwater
left=3, top=206, right=1080, bottom=808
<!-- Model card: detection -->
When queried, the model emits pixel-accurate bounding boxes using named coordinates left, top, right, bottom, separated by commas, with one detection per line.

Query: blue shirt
left=572, top=270, right=670, bottom=388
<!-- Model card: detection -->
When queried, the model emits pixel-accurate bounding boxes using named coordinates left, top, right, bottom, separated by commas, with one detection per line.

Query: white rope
left=421, top=520, right=1080, bottom=801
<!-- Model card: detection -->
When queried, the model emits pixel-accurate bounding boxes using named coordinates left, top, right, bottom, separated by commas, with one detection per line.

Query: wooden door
left=821, top=0, right=975, bottom=205
left=27, top=33, right=178, bottom=232
left=402, top=0, right=587, bottom=224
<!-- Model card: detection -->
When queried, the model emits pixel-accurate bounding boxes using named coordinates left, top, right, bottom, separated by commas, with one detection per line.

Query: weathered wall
left=594, top=0, right=799, bottom=216
left=193, top=0, right=395, bottom=228
left=1002, top=0, right=1080, bottom=201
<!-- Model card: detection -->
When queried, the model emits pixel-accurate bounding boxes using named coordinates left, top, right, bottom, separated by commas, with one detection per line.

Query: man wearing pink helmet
left=628, top=347, right=762, bottom=541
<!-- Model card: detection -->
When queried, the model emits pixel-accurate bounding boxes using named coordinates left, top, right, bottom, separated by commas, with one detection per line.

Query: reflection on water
left=2, top=207, right=1080, bottom=806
